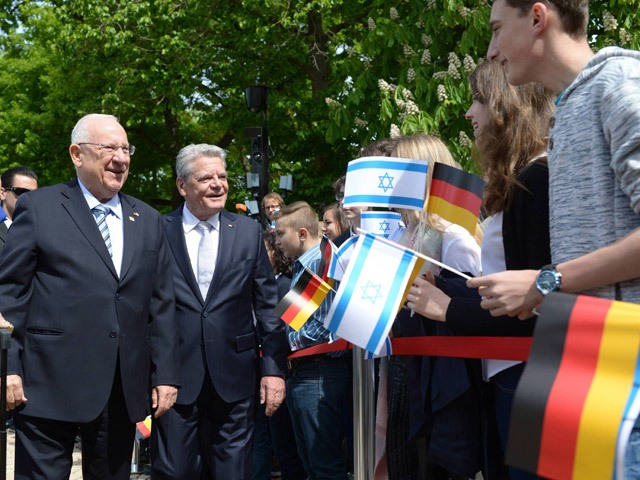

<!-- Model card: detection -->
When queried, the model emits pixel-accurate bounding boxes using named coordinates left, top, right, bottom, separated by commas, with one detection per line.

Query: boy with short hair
left=468, top=0, right=640, bottom=474
left=471, top=0, right=640, bottom=320
left=275, top=201, right=349, bottom=479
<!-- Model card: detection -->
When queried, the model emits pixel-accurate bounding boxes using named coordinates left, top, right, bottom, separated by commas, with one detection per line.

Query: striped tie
left=92, top=204, right=113, bottom=257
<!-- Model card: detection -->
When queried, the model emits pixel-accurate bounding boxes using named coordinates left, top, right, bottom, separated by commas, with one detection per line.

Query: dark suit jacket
left=0, top=220, right=8, bottom=253
left=0, top=179, right=179, bottom=423
left=164, top=207, right=287, bottom=405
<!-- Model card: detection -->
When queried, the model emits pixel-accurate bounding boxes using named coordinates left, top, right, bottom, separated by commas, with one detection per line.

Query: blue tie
left=92, top=204, right=113, bottom=257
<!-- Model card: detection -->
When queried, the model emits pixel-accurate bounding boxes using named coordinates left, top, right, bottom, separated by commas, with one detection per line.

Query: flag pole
left=352, top=346, right=375, bottom=479
left=355, top=228, right=471, bottom=280
left=0, top=329, right=10, bottom=480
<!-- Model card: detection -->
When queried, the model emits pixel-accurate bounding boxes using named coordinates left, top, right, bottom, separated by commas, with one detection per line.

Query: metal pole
left=352, top=346, right=375, bottom=479
left=0, top=330, right=11, bottom=480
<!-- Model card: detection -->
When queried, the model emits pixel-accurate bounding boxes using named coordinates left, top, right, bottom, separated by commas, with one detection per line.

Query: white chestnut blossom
left=390, top=7, right=399, bottom=20
left=459, top=131, right=473, bottom=148
left=463, top=55, right=477, bottom=74
left=620, top=28, right=632, bottom=46
left=355, top=117, right=368, bottom=128
left=602, top=10, right=618, bottom=31
left=437, top=84, right=447, bottom=102
left=325, top=98, right=341, bottom=109
left=390, top=124, right=401, bottom=138
left=458, top=6, right=471, bottom=18
left=421, top=49, right=431, bottom=65
left=447, top=52, right=462, bottom=79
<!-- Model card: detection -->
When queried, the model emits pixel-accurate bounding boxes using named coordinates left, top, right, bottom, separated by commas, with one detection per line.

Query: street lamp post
left=244, top=86, right=269, bottom=226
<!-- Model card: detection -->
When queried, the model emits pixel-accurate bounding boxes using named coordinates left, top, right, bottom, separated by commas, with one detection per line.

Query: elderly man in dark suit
left=151, top=144, right=288, bottom=480
left=0, top=113, right=179, bottom=480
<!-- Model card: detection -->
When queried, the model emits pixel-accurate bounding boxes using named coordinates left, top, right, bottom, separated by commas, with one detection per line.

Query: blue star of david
left=361, top=280, right=383, bottom=304
left=378, top=172, right=394, bottom=193
left=379, top=220, right=391, bottom=234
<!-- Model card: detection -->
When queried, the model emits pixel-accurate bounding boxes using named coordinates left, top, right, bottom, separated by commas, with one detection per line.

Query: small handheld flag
left=324, top=232, right=426, bottom=355
left=360, top=211, right=403, bottom=238
left=136, top=415, right=152, bottom=441
left=328, top=234, right=359, bottom=282
left=427, top=163, right=484, bottom=235
left=343, top=156, right=429, bottom=210
left=318, top=236, right=337, bottom=286
left=274, top=268, right=333, bottom=331
left=507, top=293, right=640, bottom=479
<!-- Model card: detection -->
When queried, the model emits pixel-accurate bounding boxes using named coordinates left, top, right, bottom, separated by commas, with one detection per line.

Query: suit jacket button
left=109, top=331, right=117, bottom=338
left=116, top=293, right=122, bottom=300
left=202, top=312, right=208, bottom=318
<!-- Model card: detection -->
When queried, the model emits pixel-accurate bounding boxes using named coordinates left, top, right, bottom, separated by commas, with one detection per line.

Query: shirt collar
left=182, top=204, right=220, bottom=234
left=294, top=245, right=318, bottom=271
left=77, top=178, right=122, bottom=219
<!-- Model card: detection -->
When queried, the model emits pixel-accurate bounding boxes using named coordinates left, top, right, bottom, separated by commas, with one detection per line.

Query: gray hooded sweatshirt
left=548, top=46, right=640, bottom=302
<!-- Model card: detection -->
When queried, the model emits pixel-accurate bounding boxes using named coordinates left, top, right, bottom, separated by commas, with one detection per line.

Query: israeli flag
left=360, top=211, right=404, bottom=239
left=343, top=156, right=429, bottom=210
left=325, top=232, right=425, bottom=356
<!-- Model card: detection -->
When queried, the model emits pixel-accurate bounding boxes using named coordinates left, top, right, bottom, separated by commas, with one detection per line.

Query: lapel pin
left=133, top=212, right=139, bottom=216
left=228, top=224, right=233, bottom=228
left=129, top=216, right=135, bottom=222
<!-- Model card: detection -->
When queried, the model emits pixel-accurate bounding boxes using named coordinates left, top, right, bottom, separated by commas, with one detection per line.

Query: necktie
left=197, top=221, right=216, bottom=299
left=92, top=204, right=112, bottom=257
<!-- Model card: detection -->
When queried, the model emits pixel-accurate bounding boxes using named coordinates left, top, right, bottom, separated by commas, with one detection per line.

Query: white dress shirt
left=181, top=205, right=220, bottom=285
left=78, top=179, right=124, bottom=277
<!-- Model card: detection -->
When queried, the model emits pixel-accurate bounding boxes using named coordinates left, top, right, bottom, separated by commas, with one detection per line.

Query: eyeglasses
left=3, top=186, right=31, bottom=197
left=78, top=143, right=136, bottom=156
left=335, top=193, right=344, bottom=201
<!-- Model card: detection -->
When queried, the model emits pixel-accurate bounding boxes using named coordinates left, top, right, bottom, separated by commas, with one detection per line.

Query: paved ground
left=4, top=428, right=150, bottom=479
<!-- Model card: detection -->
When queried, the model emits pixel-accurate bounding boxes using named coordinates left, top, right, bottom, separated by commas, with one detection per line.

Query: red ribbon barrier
left=288, top=336, right=532, bottom=362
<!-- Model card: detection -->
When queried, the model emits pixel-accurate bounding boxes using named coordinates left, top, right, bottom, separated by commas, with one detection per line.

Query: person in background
left=381, top=133, right=482, bottom=480
left=407, top=61, right=555, bottom=479
left=275, top=201, right=349, bottom=480
left=0, top=166, right=38, bottom=222
left=253, top=231, right=307, bottom=480
left=262, top=192, right=285, bottom=230
left=321, top=202, right=349, bottom=241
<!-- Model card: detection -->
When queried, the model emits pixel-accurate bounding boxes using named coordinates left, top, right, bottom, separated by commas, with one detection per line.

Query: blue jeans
left=624, top=424, right=640, bottom=478
left=286, top=359, right=349, bottom=480
left=253, top=400, right=307, bottom=480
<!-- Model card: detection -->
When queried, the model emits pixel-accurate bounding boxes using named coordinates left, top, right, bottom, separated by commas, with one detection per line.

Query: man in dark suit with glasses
left=0, top=166, right=38, bottom=253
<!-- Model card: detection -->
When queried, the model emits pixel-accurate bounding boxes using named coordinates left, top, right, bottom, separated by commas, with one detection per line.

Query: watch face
left=537, top=270, right=558, bottom=293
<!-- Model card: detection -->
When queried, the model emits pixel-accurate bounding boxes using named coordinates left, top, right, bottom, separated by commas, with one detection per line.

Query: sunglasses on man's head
left=3, top=187, right=31, bottom=196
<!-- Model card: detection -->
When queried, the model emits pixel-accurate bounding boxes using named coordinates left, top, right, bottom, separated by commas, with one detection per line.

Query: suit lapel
left=119, top=196, right=139, bottom=281
left=60, top=180, right=118, bottom=280
left=165, top=211, right=204, bottom=304
left=205, top=210, right=237, bottom=304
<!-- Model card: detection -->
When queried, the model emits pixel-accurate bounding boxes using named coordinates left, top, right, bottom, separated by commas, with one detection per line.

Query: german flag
left=135, top=415, right=152, bottom=441
left=318, top=236, right=336, bottom=287
left=427, top=163, right=484, bottom=235
left=275, top=268, right=332, bottom=331
left=506, top=293, right=640, bottom=479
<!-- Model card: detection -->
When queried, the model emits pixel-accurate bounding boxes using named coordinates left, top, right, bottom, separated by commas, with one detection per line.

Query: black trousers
left=14, top=366, right=135, bottom=480
left=150, top=373, right=256, bottom=480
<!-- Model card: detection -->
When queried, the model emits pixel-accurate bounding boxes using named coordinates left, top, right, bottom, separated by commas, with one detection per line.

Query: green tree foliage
left=0, top=1, right=636, bottom=211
